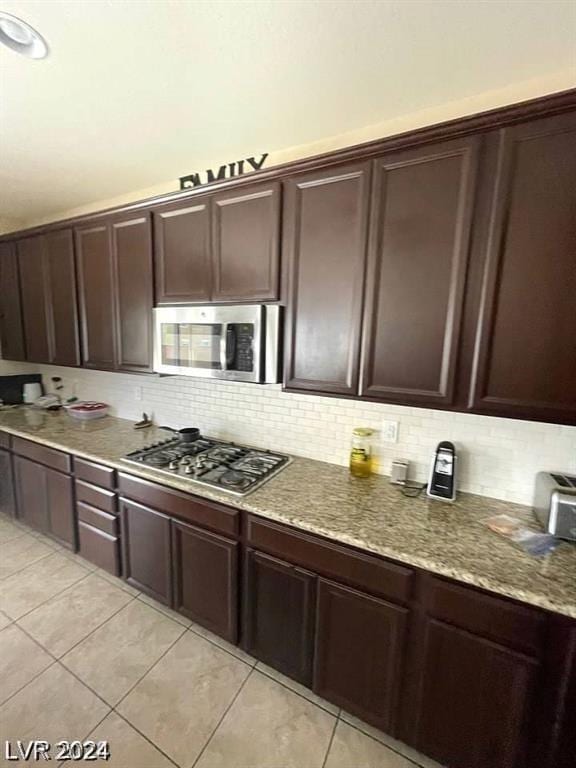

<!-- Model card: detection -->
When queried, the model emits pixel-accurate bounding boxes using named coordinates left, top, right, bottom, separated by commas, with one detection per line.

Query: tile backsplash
left=1, top=359, right=574, bottom=506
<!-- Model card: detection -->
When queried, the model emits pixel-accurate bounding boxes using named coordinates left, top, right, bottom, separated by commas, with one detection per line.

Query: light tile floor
left=0, top=512, right=444, bottom=767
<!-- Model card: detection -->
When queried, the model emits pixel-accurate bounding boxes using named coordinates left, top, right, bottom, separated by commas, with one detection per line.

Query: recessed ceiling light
left=0, top=12, right=49, bottom=59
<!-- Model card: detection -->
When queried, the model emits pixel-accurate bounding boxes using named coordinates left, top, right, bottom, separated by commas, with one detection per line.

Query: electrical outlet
left=134, top=386, right=143, bottom=401
left=381, top=419, right=399, bottom=443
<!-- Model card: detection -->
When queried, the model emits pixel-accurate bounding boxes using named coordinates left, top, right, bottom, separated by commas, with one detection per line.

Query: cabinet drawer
left=12, top=436, right=71, bottom=473
left=77, top=501, right=118, bottom=537
left=0, top=431, right=10, bottom=450
left=75, top=480, right=116, bottom=513
left=246, top=515, right=413, bottom=604
left=78, top=521, right=120, bottom=576
left=118, top=473, right=240, bottom=537
left=74, top=457, right=116, bottom=489
left=426, top=577, right=547, bottom=656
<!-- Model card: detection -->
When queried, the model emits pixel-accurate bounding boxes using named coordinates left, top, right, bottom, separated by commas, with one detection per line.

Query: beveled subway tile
left=18, top=573, right=133, bottom=657
left=0, top=664, right=109, bottom=765
left=0, top=533, right=54, bottom=580
left=62, top=600, right=185, bottom=705
left=325, top=721, right=414, bottom=768
left=0, top=551, right=90, bottom=620
left=87, top=712, right=174, bottom=768
left=195, top=670, right=335, bottom=768
left=254, top=661, right=339, bottom=715
left=118, top=631, right=250, bottom=767
left=0, top=624, right=53, bottom=704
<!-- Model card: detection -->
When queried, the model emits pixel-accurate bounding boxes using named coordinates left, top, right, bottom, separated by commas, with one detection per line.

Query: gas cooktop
left=123, top=435, right=290, bottom=495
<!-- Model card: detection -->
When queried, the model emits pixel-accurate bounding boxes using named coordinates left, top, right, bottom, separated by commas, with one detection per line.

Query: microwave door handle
left=219, top=323, right=228, bottom=371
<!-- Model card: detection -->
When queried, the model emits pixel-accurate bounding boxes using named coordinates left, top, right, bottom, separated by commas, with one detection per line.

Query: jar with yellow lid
left=349, top=427, right=374, bottom=478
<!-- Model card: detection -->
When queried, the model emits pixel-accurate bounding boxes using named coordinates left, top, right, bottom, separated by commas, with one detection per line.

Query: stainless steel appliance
left=153, top=304, right=280, bottom=383
left=533, top=472, right=576, bottom=541
left=123, top=433, right=290, bottom=496
left=427, top=441, right=457, bottom=501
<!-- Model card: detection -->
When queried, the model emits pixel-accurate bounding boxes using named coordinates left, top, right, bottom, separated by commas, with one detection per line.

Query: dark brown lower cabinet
left=78, top=522, right=120, bottom=576
left=243, top=548, right=317, bottom=685
left=414, top=618, right=538, bottom=768
left=314, top=579, right=409, bottom=733
left=0, top=447, right=16, bottom=518
left=46, top=468, right=75, bottom=548
left=120, top=498, right=172, bottom=605
left=13, top=455, right=75, bottom=548
left=172, top=519, right=239, bottom=642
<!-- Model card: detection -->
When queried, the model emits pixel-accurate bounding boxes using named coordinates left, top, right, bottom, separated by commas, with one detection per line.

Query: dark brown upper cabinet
left=17, top=230, right=80, bottom=366
left=111, top=215, right=154, bottom=371
left=76, top=223, right=115, bottom=369
left=17, top=235, right=50, bottom=363
left=76, top=213, right=153, bottom=372
left=154, top=199, right=212, bottom=304
left=283, top=162, right=371, bottom=395
left=360, top=137, right=480, bottom=407
left=154, top=181, right=280, bottom=305
left=468, top=111, right=576, bottom=425
left=211, top=183, right=280, bottom=301
left=0, top=241, right=25, bottom=361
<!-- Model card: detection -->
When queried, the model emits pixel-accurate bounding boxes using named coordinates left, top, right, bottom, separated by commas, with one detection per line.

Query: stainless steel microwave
left=153, top=305, right=281, bottom=383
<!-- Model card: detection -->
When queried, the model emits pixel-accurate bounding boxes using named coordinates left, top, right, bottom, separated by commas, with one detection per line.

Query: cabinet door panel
left=470, top=112, right=576, bottom=423
left=416, top=619, right=537, bottom=768
left=0, top=448, right=16, bottom=518
left=46, top=468, right=75, bottom=549
left=244, top=548, right=316, bottom=685
left=13, top=456, right=48, bottom=533
left=120, top=499, right=172, bottom=605
left=314, top=579, right=408, bottom=733
left=212, top=183, right=280, bottom=301
left=76, top=225, right=116, bottom=368
left=17, top=235, right=50, bottom=363
left=112, top=214, right=153, bottom=371
left=154, top=201, right=211, bottom=304
left=172, top=520, right=238, bottom=642
left=44, top=230, right=80, bottom=366
left=0, top=242, right=25, bottom=361
left=361, top=137, right=479, bottom=406
left=284, top=163, right=371, bottom=395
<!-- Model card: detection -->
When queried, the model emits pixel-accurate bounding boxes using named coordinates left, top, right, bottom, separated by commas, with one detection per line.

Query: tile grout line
left=5, top=568, right=93, bottom=623
left=0, top=549, right=61, bottom=583
left=190, top=666, right=255, bottom=768
left=105, top=616, right=189, bottom=712
left=336, top=714, right=434, bottom=768
left=103, top=711, right=181, bottom=768
left=252, top=663, right=340, bottom=717
left=321, top=716, right=339, bottom=768
left=55, top=591, right=140, bottom=662
left=0, top=656, right=59, bottom=709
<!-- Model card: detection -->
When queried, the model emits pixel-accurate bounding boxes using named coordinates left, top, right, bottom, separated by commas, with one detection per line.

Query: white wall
left=2, top=359, right=574, bottom=506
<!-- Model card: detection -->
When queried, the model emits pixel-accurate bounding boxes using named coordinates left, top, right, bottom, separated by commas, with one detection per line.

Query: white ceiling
left=0, top=0, right=575, bottom=222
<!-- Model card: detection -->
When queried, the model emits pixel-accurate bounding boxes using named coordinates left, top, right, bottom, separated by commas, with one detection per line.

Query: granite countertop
left=1, top=408, right=575, bottom=619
